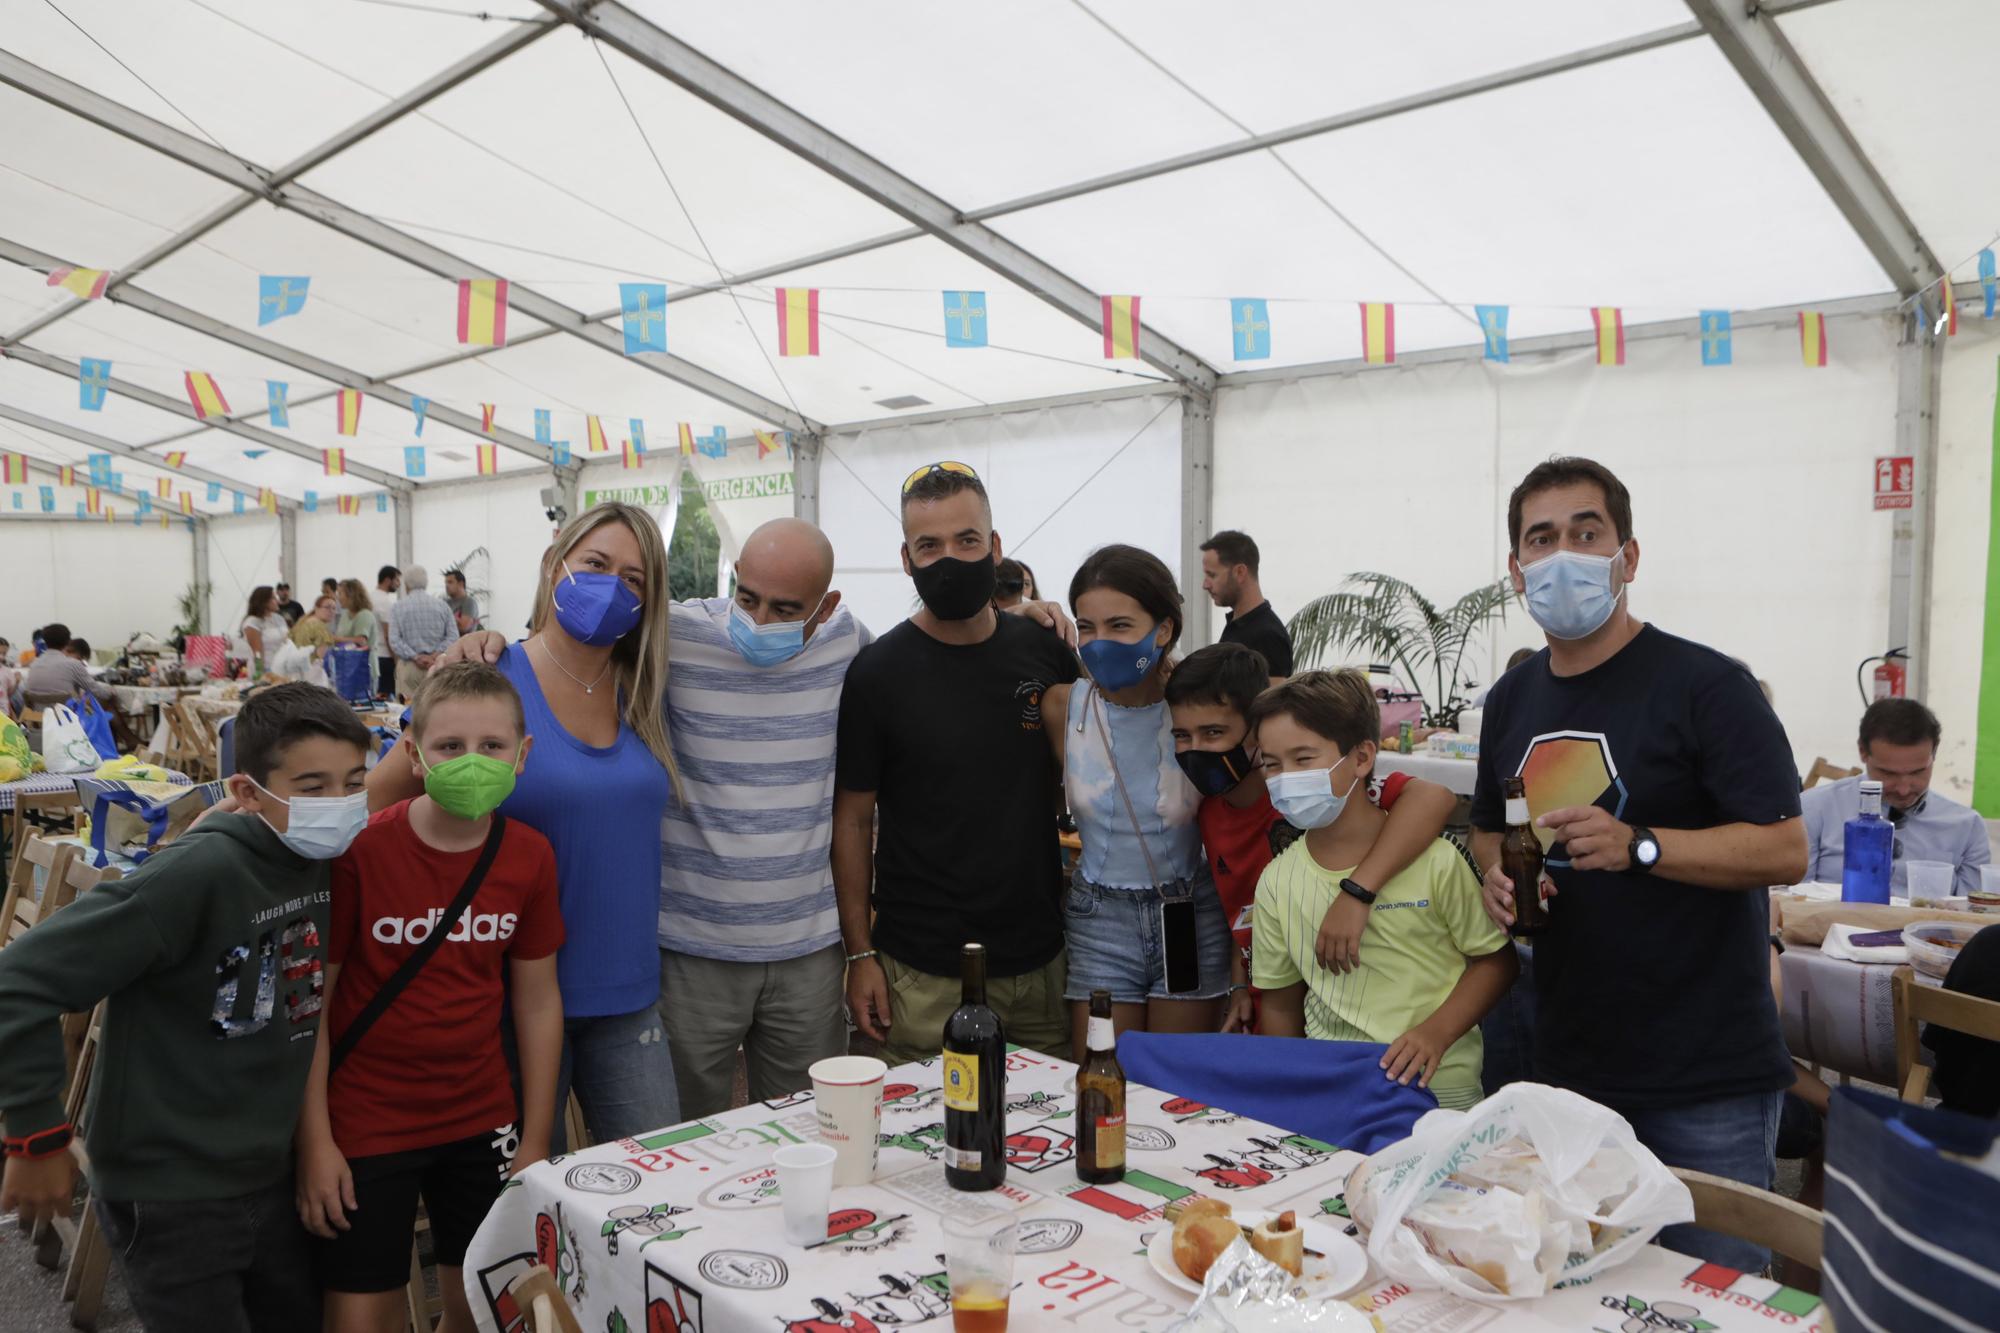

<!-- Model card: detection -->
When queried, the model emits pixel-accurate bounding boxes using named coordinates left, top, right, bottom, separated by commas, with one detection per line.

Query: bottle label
left=1095, top=1113, right=1126, bottom=1168
left=944, top=1144, right=982, bottom=1170
left=1086, top=1016, right=1114, bottom=1051
left=1505, top=797, right=1530, bottom=826
left=943, top=1050, right=979, bottom=1112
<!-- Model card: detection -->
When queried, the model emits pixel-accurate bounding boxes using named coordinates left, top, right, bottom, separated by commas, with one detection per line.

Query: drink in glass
left=944, top=1212, right=1016, bottom=1332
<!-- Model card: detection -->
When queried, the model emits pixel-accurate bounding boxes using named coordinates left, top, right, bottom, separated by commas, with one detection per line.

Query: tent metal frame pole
left=393, top=492, right=414, bottom=569
left=191, top=516, right=212, bottom=634
left=0, top=399, right=305, bottom=508
left=538, top=0, right=1220, bottom=397
left=0, top=20, right=559, bottom=350
left=1887, top=319, right=1940, bottom=699
left=792, top=434, right=821, bottom=525
left=279, top=508, right=299, bottom=590
left=1179, top=392, right=1214, bottom=647
left=825, top=382, right=1179, bottom=435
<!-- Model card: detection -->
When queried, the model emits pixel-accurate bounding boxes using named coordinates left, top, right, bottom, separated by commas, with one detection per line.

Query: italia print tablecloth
left=463, top=1047, right=1832, bottom=1333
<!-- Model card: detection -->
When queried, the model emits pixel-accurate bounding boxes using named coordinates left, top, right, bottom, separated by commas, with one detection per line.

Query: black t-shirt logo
left=1015, top=678, right=1048, bottom=731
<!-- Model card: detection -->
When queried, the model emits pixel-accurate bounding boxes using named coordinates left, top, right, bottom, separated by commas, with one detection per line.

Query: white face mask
left=1267, top=758, right=1362, bottom=831
left=1521, top=545, right=1627, bottom=641
left=249, top=779, right=370, bottom=861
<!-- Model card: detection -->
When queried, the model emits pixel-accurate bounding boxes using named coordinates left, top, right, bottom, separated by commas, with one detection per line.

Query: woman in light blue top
left=1041, top=544, right=1232, bottom=1057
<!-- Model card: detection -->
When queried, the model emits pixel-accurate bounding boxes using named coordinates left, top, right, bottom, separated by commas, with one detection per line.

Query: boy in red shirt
left=1166, top=644, right=1457, bottom=1031
left=296, top=662, right=565, bottom=1333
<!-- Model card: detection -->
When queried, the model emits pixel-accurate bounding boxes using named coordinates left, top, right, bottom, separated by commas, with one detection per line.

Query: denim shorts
left=1062, top=873, right=1233, bottom=1004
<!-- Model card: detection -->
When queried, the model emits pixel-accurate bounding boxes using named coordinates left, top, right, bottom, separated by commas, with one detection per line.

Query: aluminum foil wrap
left=1164, top=1239, right=1378, bottom=1333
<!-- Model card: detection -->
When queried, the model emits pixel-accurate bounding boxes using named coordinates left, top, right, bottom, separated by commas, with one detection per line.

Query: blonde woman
left=374, top=503, right=680, bottom=1144
left=333, top=579, right=377, bottom=652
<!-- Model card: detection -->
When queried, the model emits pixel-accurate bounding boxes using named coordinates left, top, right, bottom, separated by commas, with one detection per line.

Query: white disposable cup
left=1906, top=859, right=1954, bottom=901
left=1980, top=865, right=2000, bottom=897
left=772, top=1142, right=837, bottom=1246
left=809, top=1055, right=886, bottom=1186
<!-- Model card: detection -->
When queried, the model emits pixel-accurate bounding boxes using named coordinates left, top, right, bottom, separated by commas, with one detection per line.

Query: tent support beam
left=1180, top=393, right=1214, bottom=647
left=1888, top=320, right=1941, bottom=700
left=827, top=382, right=1179, bottom=436
left=0, top=400, right=305, bottom=508
left=538, top=0, right=1219, bottom=397
left=393, top=492, right=414, bottom=569
left=1683, top=0, right=1935, bottom=295
left=191, top=518, right=212, bottom=634
left=279, top=508, right=298, bottom=591
left=793, top=434, right=821, bottom=525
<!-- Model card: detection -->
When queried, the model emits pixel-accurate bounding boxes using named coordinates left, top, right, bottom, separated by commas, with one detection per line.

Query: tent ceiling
left=0, top=0, right=1990, bottom=503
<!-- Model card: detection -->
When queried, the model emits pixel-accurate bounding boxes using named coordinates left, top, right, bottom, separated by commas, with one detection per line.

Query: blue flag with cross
left=404, top=447, right=426, bottom=479
left=535, top=409, right=552, bottom=445
left=1981, top=249, right=1996, bottom=319
left=207, top=482, right=221, bottom=502
left=1476, top=305, right=1509, bottom=363
left=620, top=283, right=668, bottom=354
left=267, top=380, right=290, bottom=428
left=39, top=486, right=53, bottom=513
left=88, top=453, right=111, bottom=486
left=696, top=426, right=727, bottom=459
left=257, top=276, right=309, bottom=326
left=1231, top=298, right=1271, bottom=360
left=943, top=291, right=988, bottom=348
left=79, top=357, right=111, bottom=411
left=232, top=490, right=244, bottom=515
left=1700, top=310, right=1732, bottom=366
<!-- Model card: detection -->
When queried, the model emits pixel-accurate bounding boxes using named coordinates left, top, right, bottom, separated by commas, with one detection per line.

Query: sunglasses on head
left=901, top=460, right=979, bottom=496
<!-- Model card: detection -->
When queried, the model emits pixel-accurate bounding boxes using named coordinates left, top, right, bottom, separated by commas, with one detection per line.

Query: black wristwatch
left=1629, top=826, right=1661, bottom=874
left=1338, top=877, right=1378, bottom=906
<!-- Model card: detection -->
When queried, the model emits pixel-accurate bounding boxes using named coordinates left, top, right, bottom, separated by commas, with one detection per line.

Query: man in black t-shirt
left=1469, top=458, right=1807, bottom=1272
left=1200, top=530, right=1293, bottom=677
left=834, top=464, right=1079, bottom=1065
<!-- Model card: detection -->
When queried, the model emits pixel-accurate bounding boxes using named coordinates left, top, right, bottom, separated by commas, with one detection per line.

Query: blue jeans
left=1479, top=942, right=1537, bottom=1095
left=1617, top=1090, right=1784, bottom=1272
left=1062, top=873, right=1233, bottom=1003
left=554, top=1007, right=682, bottom=1150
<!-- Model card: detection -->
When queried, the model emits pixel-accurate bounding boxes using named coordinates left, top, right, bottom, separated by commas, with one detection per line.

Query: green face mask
left=417, top=744, right=520, bottom=819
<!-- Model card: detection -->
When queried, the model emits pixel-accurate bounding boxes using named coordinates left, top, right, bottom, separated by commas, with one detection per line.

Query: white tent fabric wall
left=819, top=395, right=1185, bottom=640
left=297, top=507, right=396, bottom=608
left=205, top=516, right=283, bottom=641
left=7, top=520, right=193, bottom=649
left=1927, top=326, right=1999, bottom=802
left=412, top=473, right=559, bottom=641
left=1214, top=311, right=1903, bottom=782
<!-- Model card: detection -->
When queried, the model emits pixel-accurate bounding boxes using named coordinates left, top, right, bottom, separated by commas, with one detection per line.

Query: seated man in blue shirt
left=1801, top=699, right=1990, bottom=895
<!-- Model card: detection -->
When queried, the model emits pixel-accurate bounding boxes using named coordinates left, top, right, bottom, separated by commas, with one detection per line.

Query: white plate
left=1147, top=1209, right=1367, bottom=1301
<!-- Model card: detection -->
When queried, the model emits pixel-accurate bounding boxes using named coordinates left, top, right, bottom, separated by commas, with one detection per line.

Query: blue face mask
left=1521, top=545, right=1626, bottom=641
left=552, top=560, right=644, bottom=646
left=1267, top=758, right=1361, bottom=830
left=728, top=596, right=826, bottom=668
left=1079, top=624, right=1163, bottom=692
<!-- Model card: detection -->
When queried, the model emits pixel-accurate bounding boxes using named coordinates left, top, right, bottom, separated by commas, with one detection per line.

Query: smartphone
left=1160, top=897, right=1200, bottom=994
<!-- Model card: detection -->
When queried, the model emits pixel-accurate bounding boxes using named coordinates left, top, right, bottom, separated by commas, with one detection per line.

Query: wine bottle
left=1075, top=989, right=1126, bottom=1183
left=943, top=942, right=1006, bottom=1191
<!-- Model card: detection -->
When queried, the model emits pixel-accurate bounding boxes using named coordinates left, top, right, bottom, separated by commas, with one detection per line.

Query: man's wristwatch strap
left=1338, top=877, right=1378, bottom=906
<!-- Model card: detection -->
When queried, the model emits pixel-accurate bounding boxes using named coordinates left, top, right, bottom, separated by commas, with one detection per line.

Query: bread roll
left=1171, top=1202, right=1239, bottom=1284
left=1248, top=1210, right=1303, bottom=1276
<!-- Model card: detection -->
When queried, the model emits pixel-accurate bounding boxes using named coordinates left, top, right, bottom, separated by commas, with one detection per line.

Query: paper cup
left=810, top=1054, right=886, bottom=1186
left=772, top=1142, right=836, bottom=1246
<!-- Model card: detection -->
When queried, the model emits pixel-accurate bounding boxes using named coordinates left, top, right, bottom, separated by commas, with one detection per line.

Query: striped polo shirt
left=658, top=597, right=867, bottom=962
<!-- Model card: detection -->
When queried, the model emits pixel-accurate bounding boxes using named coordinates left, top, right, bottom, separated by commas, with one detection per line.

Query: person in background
left=443, top=568, right=482, bottom=635
left=334, top=580, right=378, bottom=656
left=1801, top=698, right=1990, bottom=895
left=275, top=582, right=305, bottom=627
left=0, top=639, right=18, bottom=718
left=1200, top=530, right=1293, bottom=679
left=1472, top=457, right=1805, bottom=1270
left=373, top=566, right=401, bottom=701
left=837, top=463, right=1080, bottom=1065
left=65, top=638, right=92, bottom=664
left=1468, top=646, right=1538, bottom=709
left=1251, top=671, right=1517, bottom=1108
left=993, top=557, right=1034, bottom=611
left=297, top=664, right=562, bottom=1333
left=321, top=578, right=339, bottom=600
left=0, top=683, right=369, bottom=1332
left=1924, top=923, right=2000, bottom=1117
left=20, top=623, right=113, bottom=708
left=372, top=503, right=681, bottom=1145
left=239, top=586, right=292, bottom=678
left=291, top=595, right=338, bottom=660
left=1165, top=643, right=1459, bottom=1032
left=388, top=567, right=460, bottom=703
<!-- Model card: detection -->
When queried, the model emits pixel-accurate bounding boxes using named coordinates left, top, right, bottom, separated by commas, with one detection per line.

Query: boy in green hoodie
left=0, top=682, right=371, bottom=1333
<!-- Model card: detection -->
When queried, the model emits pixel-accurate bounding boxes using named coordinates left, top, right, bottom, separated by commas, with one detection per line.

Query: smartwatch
left=3, top=1123, right=73, bottom=1160
left=1629, top=827, right=1661, bottom=873
left=1338, top=877, right=1378, bottom=906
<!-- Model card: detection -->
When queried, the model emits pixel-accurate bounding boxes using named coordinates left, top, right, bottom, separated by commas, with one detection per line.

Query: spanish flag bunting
left=621, top=439, right=642, bottom=470
left=337, top=494, right=360, bottom=516
left=456, top=278, right=509, bottom=346
left=1359, top=302, right=1396, bottom=365
left=476, top=444, right=499, bottom=475
left=1941, top=276, right=1958, bottom=336
left=59, top=465, right=75, bottom=487
left=678, top=422, right=695, bottom=457
left=86, top=488, right=101, bottom=515
left=1798, top=311, right=1829, bottom=367
left=184, top=372, right=230, bottom=419
left=156, top=477, right=173, bottom=498
left=159, top=514, right=170, bottom=530
left=587, top=415, right=609, bottom=453
left=178, top=492, right=194, bottom=515
left=1101, top=295, right=1141, bottom=359
left=1591, top=307, right=1625, bottom=366
left=481, top=403, right=496, bottom=435
left=103, top=506, right=113, bottom=523
left=323, top=448, right=346, bottom=477
left=163, top=451, right=186, bottom=470
left=0, top=453, right=25, bottom=484
left=337, top=389, right=362, bottom=436
left=775, top=287, right=819, bottom=357
left=755, top=429, right=782, bottom=460
left=259, top=487, right=276, bottom=513
left=47, top=266, right=109, bottom=300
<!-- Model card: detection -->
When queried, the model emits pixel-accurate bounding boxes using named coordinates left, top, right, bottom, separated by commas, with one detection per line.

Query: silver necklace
left=535, top=636, right=613, bottom=695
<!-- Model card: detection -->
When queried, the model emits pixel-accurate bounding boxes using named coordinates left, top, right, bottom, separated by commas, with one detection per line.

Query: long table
left=464, top=1049, right=1831, bottom=1333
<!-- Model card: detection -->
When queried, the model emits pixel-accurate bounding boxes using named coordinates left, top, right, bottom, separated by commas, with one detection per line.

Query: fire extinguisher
left=1858, top=649, right=1908, bottom=704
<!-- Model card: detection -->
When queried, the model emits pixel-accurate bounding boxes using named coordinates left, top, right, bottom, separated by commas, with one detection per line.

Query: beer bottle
left=1075, top=989, right=1126, bottom=1184
left=943, top=943, right=1007, bottom=1190
left=1501, top=776, right=1550, bottom=937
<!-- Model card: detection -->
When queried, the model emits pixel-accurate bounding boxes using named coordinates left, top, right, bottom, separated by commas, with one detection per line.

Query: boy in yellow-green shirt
left=1247, top=671, right=1517, bottom=1109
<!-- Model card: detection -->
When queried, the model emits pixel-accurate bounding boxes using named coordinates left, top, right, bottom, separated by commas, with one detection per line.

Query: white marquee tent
left=1, top=0, right=1996, bottom=806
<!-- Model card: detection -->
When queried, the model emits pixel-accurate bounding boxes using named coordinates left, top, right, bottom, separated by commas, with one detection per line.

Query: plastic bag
left=1344, top=1083, right=1692, bottom=1300
left=267, top=640, right=312, bottom=680
left=73, top=693, right=120, bottom=762
left=77, top=777, right=223, bottom=866
left=40, top=704, right=102, bottom=774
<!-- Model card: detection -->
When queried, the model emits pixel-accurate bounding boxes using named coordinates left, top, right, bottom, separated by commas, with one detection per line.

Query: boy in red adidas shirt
left=1166, top=644, right=1457, bottom=1031
left=297, top=662, right=564, bottom=1333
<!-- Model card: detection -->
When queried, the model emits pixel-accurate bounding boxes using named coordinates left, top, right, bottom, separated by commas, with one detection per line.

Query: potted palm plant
left=1287, top=573, right=1512, bottom=731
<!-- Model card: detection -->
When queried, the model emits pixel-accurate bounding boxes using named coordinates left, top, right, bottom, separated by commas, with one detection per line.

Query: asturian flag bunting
left=39, top=486, right=54, bottom=512
left=551, top=440, right=571, bottom=466
left=79, top=358, right=111, bottom=411
left=534, top=409, right=552, bottom=445
left=1476, top=305, right=1510, bottom=363
left=404, top=447, right=426, bottom=479
left=776, top=287, right=820, bottom=357
left=1231, top=299, right=1271, bottom=361
left=48, top=266, right=109, bottom=300
left=206, top=482, right=221, bottom=502
left=233, top=490, right=244, bottom=515
left=943, top=291, right=988, bottom=348
left=337, top=389, right=362, bottom=436
left=1981, top=249, right=1997, bottom=319
left=619, top=283, right=668, bottom=354
left=1798, top=311, right=1829, bottom=367
left=376, top=493, right=388, bottom=514
left=696, top=426, right=727, bottom=459
left=1700, top=310, right=1733, bottom=366
left=258, top=276, right=309, bottom=326
left=1101, top=295, right=1141, bottom=359
left=304, top=492, right=318, bottom=513
left=323, top=448, right=346, bottom=477
left=88, top=454, right=111, bottom=486
left=476, top=445, right=499, bottom=475
left=184, top=372, right=230, bottom=419
left=1360, top=302, right=1395, bottom=365
left=410, top=397, right=430, bottom=436
left=457, top=279, right=509, bottom=346
left=267, top=380, right=290, bottom=428
left=587, top=416, right=610, bottom=453
left=1591, top=307, right=1625, bottom=366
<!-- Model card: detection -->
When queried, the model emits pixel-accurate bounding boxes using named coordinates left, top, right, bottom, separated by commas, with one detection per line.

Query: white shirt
left=1801, top=774, right=1991, bottom=895
left=372, top=588, right=397, bottom=658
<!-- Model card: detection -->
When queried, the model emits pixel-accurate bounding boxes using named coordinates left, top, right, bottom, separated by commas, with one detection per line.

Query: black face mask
left=909, top=552, right=997, bottom=621
left=1175, top=744, right=1254, bottom=797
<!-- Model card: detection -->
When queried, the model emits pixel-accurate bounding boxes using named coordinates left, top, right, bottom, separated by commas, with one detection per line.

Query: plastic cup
left=772, top=1142, right=836, bottom=1246
left=1981, top=865, right=2000, bottom=898
left=1906, top=859, right=1955, bottom=902
left=944, top=1212, right=1017, bottom=1332
left=809, top=1055, right=886, bottom=1186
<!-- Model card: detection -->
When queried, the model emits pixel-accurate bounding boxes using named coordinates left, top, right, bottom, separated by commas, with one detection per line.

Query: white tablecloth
left=110, top=684, right=191, bottom=714
left=1780, top=943, right=1940, bottom=1085
left=1376, top=750, right=1479, bottom=797
left=464, top=1050, right=1828, bottom=1333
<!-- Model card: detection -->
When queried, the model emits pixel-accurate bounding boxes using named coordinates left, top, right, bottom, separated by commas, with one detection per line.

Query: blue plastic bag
left=328, top=646, right=373, bottom=704
left=73, top=693, right=119, bottom=761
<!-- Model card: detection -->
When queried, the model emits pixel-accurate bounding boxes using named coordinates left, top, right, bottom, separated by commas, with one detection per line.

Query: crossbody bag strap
left=330, top=813, right=507, bottom=1075
left=1090, top=687, right=1167, bottom=891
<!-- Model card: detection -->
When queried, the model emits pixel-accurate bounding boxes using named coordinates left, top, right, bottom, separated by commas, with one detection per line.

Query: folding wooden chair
left=1803, top=757, right=1861, bottom=790
left=512, top=1265, right=582, bottom=1333
left=8, top=787, right=81, bottom=882
left=163, top=700, right=217, bottom=781
left=3, top=836, right=79, bottom=947
left=406, top=1213, right=445, bottom=1333
left=1671, top=1166, right=1824, bottom=1272
left=1893, top=964, right=2000, bottom=1103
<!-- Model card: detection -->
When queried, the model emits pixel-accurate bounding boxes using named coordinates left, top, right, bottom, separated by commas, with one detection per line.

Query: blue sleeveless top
left=497, top=643, right=672, bottom=1017
left=1063, top=683, right=1202, bottom=889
